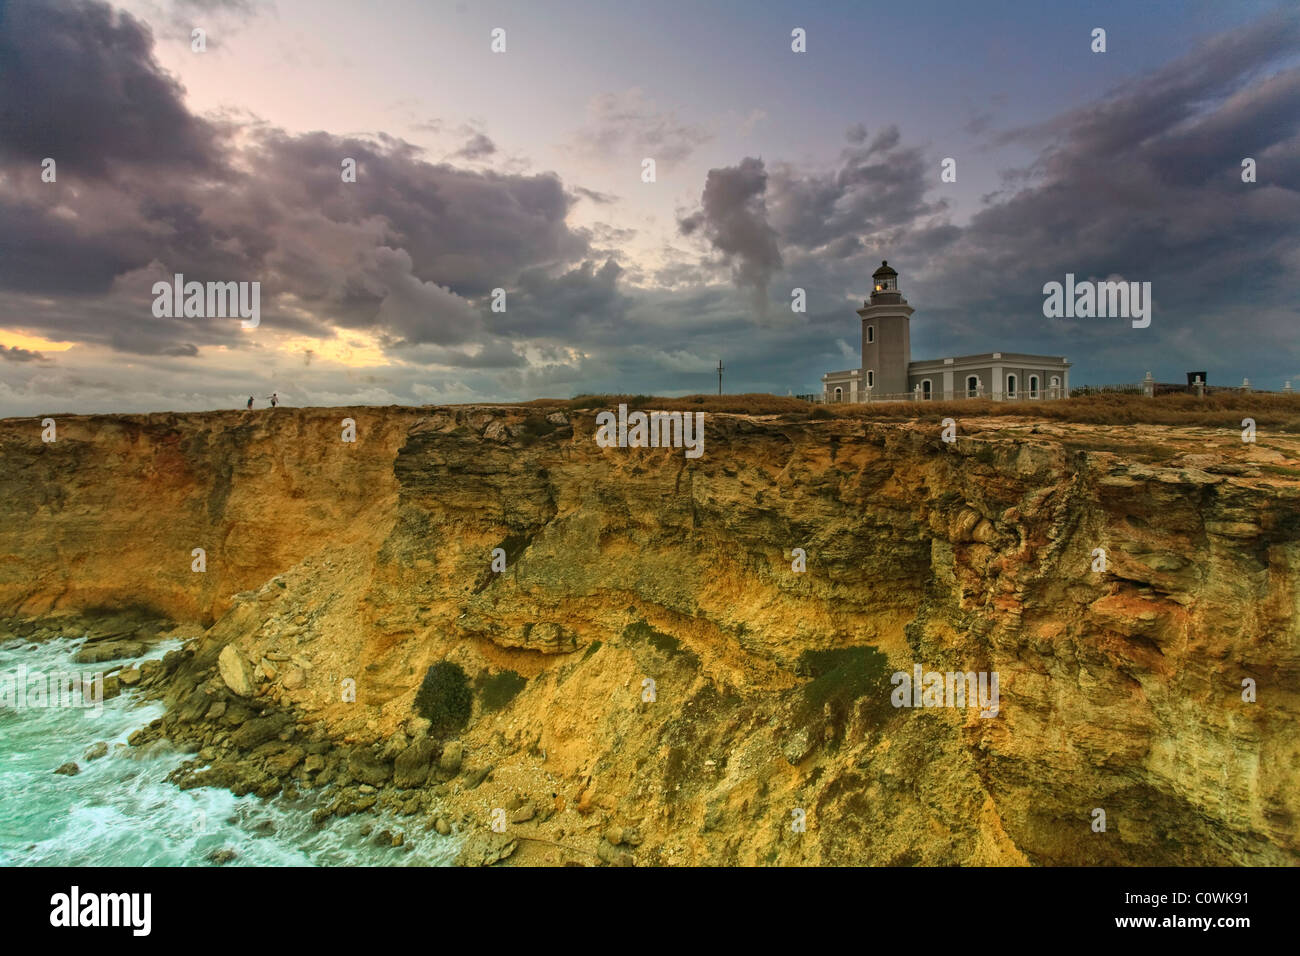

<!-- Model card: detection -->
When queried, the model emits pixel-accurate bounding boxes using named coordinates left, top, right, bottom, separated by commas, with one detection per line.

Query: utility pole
left=717, top=359, right=724, bottom=395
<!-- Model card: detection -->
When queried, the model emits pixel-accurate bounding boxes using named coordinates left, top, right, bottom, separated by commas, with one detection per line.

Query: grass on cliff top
left=558, top=392, right=1300, bottom=430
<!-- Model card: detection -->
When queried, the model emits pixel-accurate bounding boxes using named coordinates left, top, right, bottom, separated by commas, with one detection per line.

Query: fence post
left=1143, top=371, right=1154, bottom=398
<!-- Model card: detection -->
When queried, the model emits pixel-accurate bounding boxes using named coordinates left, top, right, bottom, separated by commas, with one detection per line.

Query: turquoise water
left=0, top=637, right=460, bottom=866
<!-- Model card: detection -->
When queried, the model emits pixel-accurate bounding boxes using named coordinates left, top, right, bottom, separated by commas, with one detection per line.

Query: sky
left=0, top=0, right=1297, bottom=414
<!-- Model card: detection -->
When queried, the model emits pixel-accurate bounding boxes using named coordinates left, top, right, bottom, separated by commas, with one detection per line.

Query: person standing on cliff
left=265, top=393, right=278, bottom=407
left=246, top=396, right=254, bottom=410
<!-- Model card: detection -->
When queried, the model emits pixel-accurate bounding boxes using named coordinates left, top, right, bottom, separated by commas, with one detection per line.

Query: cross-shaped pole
left=717, top=359, right=724, bottom=395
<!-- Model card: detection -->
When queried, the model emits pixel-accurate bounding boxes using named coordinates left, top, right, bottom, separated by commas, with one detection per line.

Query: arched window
left=1050, top=375, right=1060, bottom=398
left=921, top=379, right=932, bottom=400
left=867, top=370, right=875, bottom=388
left=1029, top=375, right=1039, bottom=399
left=966, top=375, right=979, bottom=398
left=867, top=325, right=875, bottom=344
left=834, top=387, right=842, bottom=403
left=1006, top=374, right=1017, bottom=399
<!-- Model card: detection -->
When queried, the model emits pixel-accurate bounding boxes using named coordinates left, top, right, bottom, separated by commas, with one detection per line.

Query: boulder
left=264, top=746, right=305, bottom=777
left=177, top=688, right=211, bottom=723
left=54, top=762, right=80, bottom=776
left=74, top=640, right=144, bottom=664
left=83, top=742, right=108, bottom=762
left=347, top=747, right=392, bottom=787
left=393, top=738, right=437, bottom=789
left=438, top=740, right=464, bottom=774
left=230, top=715, right=288, bottom=750
left=217, top=645, right=255, bottom=697
left=455, top=831, right=517, bottom=867
left=508, top=801, right=536, bottom=824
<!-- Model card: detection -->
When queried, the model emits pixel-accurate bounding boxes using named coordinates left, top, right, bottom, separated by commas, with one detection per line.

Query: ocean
left=0, top=635, right=459, bottom=866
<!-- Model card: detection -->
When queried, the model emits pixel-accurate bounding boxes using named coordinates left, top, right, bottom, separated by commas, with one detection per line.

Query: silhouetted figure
left=265, top=393, right=279, bottom=407
left=246, top=396, right=254, bottom=410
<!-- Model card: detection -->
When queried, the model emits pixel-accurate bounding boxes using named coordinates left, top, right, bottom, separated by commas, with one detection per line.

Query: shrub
left=519, top=414, right=559, bottom=439
left=795, top=646, right=893, bottom=725
left=414, top=661, right=472, bottom=738
left=478, top=669, right=527, bottom=711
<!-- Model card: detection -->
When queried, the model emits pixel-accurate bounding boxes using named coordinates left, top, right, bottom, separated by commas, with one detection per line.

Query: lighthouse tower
left=858, top=261, right=914, bottom=398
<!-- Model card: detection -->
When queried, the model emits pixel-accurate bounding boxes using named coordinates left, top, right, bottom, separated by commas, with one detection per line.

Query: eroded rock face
left=2, top=406, right=1298, bottom=866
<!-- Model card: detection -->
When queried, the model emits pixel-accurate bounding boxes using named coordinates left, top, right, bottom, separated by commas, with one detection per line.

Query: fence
left=812, top=379, right=1297, bottom=403
left=818, top=385, right=1069, bottom=404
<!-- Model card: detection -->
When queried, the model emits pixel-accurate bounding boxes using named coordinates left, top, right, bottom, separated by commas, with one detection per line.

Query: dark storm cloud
left=496, top=259, right=630, bottom=341
left=678, top=158, right=783, bottom=312
left=0, top=0, right=220, bottom=175
left=0, top=0, right=593, bottom=360
left=0, top=345, right=49, bottom=363
left=0, top=199, right=144, bottom=293
left=3, top=0, right=1298, bottom=409
left=766, top=125, right=946, bottom=256
left=918, top=8, right=1300, bottom=343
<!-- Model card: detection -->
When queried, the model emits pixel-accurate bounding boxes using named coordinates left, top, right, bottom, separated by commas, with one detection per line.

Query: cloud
left=0, top=0, right=221, bottom=175
left=765, top=125, right=946, bottom=257
left=917, top=8, right=1300, bottom=340
left=678, top=158, right=783, bottom=314
left=2, top=1, right=1298, bottom=413
left=452, top=132, right=496, bottom=160
left=0, top=0, right=595, bottom=362
left=571, top=88, right=712, bottom=165
left=0, top=345, right=50, bottom=363
left=572, top=186, right=618, bottom=205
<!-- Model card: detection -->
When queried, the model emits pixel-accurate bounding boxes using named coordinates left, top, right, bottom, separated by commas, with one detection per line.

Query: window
left=966, top=375, right=980, bottom=398
left=921, top=379, right=932, bottom=400
left=867, top=325, right=875, bottom=344
left=1050, top=375, right=1060, bottom=398
left=834, top=387, right=842, bottom=403
left=1006, top=374, right=1017, bottom=399
left=867, top=370, right=875, bottom=388
left=1029, top=375, right=1039, bottom=399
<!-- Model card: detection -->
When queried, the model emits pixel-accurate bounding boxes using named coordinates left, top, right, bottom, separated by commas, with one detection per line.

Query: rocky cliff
left=2, top=404, right=1297, bottom=865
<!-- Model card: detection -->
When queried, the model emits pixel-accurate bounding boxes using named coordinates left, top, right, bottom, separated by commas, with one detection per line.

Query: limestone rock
left=217, top=645, right=255, bottom=697
left=393, top=738, right=437, bottom=789
left=84, top=742, right=108, bottom=761
left=455, top=831, right=517, bottom=867
left=347, top=747, right=392, bottom=787
left=438, top=740, right=464, bottom=775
